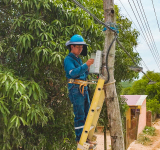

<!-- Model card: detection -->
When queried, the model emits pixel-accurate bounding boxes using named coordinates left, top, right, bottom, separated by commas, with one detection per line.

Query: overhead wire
left=128, top=0, right=160, bottom=71
left=134, top=48, right=149, bottom=71
left=71, top=0, right=153, bottom=82
left=72, top=0, right=116, bottom=33
left=116, top=40, right=151, bottom=81
left=134, top=0, right=160, bottom=71
left=138, top=0, right=160, bottom=69
left=151, top=0, right=160, bottom=32
left=105, top=35, right=118, bottom=84
left=118, top=0, right=160, bottom=71
left=118, top=0, right=139, bottom=31
left=118, top=0, right=150, bottom=72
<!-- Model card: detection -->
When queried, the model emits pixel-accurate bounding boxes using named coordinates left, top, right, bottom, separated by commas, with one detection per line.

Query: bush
left=137, top=134, right=151, bottom=145
left=143, top=126, right=156, bottom=136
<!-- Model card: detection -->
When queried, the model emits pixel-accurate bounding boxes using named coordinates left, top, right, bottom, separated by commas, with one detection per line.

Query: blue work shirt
left=64, top=53, right=89, bottom=90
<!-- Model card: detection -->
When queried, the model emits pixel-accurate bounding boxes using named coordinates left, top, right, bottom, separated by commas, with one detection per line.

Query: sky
left=114, top=0, right=160, bottom=79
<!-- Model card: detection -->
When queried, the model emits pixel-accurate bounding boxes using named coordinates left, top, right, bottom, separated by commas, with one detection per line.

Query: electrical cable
left=118, top=0, right=153, bottom=72
left=134, top=0, right=160, bottom=70
left=105, top=35, right=118, bottom=84
left=72, top=0, right=117, bottom=33
left=71, top=0, right=153, bottom=82
left=151, top=0, right=160, bottom=32
left=118, top=0, right=160, bottom=69
left=119, top=0, right=160, bottom=71
left=128, top=0, right=160, bottom=71
left=138, top=0, right=160, bottom=69
left=116, top=39, right=152, bottom=81
left=118, top=0, right=139, bottom=31
left=134, top=48, right=149, bottom=71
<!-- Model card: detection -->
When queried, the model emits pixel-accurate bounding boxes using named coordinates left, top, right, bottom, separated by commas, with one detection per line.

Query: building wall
left=138, top=99, right=146, bottom=134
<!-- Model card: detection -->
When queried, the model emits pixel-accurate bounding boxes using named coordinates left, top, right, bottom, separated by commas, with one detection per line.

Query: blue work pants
left=68, top=84, right=90, bottom=142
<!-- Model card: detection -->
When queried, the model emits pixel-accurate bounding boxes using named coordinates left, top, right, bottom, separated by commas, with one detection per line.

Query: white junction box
left=89, top=50, right=102, bottom=74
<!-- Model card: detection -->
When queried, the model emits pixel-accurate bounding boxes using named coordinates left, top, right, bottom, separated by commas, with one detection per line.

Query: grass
left=137, top=126, right=156, bottom=145
left=137, top=134, right=151, bottom=145
left=143, top=126, right=156, bottom=136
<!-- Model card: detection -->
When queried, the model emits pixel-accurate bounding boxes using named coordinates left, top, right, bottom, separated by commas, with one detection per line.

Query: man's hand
left=86, top=59, right=94, bottom=67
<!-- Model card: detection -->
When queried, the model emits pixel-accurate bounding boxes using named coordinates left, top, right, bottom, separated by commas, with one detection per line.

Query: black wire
left=139, top=0, right=160, bottom=66
left=72, top=0, right=117, bottom=34
left=71, top=0, right=153, bottom=82
left=119, top=0, right=160, bottom=69
left=134, top=48, right=149, bottom=71
left=128, top=0, right=160, bottom=71
left=116, top=39, right=137, bottom=66
left=119, top=0, right=160, bottom=71
left=151, top=0, right=160, bottom=32
left=119, top=0, right=140, bottom=31
left=132, top=0, right=160, bottom=71
left=135, top=0, right=158, bottom=61
left=117, top=39, right=152, bottom=82
left=104, top=35, right=118, bottom=84
left=118, top=0, right=150, bottom=71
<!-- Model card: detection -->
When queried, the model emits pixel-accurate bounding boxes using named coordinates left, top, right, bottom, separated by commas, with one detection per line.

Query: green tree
left=0, top=0, right=141, bottom=149
left=122, top=87, right=131, bottom=95
left=129, top=79, right=148, bottom=95
left=147, top=99, right=160, bottom=115
left=122, top=71, right=160, bottom=114
left=115, top=5, right=140, bottom=83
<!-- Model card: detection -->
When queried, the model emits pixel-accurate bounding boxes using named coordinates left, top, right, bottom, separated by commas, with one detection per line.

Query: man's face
left=70, top=45, right=83, bottom=56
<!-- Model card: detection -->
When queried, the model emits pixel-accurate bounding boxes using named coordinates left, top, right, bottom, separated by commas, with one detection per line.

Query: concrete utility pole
left=102, top=0, right=125, bottom=150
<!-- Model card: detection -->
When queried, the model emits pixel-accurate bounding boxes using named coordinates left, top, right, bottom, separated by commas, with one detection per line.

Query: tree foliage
left=147, top=99, right=160, bottom=115
left=122, top=71, right=160, bottom=114
left=115, top=5, right=140, bottom=82
left=0, top=0, right=140, bottom=149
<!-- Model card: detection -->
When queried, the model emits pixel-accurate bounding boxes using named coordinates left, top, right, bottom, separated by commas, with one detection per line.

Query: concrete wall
left=138, top=99, right=146, bottom=134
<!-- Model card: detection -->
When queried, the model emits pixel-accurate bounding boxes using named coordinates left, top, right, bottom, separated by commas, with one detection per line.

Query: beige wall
left=125, top=99, right=147, bottom=134
left=137, top=99, right=146, bottom=134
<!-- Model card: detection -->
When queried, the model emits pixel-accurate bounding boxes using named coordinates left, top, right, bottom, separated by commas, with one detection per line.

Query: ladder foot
left=86, top=139, right=97, bottom=145
left=89, top=145, right=97, bottom=150
left=91, top=134, right=97, bottom=141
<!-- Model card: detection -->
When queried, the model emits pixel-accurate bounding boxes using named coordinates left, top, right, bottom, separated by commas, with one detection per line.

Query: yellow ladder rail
left=77, top=77, right=105, bottom=150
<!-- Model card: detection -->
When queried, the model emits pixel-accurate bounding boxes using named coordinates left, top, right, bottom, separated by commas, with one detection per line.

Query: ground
left=95, top=130, right=111, bottom=150
left=128, top=118, right=160, bottom=150
left=95, top=118, right=160, bottom=150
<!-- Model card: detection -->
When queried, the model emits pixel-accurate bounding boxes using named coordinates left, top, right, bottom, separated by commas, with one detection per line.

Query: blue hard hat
left=65, top=34, right=88, bottom=56
left=70, top=34, right=84, bottom=42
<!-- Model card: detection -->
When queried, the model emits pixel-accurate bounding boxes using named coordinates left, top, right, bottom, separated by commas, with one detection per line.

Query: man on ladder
left=64, top=34, right=97, bottom=149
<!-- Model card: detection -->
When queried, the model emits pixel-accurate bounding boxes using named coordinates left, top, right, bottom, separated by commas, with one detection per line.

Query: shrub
left=143, top=126, right=156, bottom=136
left=137, top=134, right=151, bottom=145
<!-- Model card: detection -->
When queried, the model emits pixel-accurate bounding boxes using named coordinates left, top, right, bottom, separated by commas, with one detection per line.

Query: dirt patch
left=95, top=131, right=111, bottom=150
left=95, top=119, right=160, bottom=150
left=128, top=119, right=160, bottom=150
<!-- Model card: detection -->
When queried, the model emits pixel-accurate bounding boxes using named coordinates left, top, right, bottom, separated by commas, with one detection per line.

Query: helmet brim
left=65, top=41, right=88, bottom=56
left=65, top=41, right=87, bottom=46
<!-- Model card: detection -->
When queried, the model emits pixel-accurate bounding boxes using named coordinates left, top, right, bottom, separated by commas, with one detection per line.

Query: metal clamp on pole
left=103, top=22, right=119, bottom=33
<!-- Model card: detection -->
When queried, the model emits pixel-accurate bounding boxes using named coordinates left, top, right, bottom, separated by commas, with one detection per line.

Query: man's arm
left=64, top=58, right=88, bottom=78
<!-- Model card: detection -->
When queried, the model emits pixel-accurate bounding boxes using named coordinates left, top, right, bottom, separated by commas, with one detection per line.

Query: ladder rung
left=96, top=106, right=101, bottom=111
left=90, top=126, right=95, bottom=131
